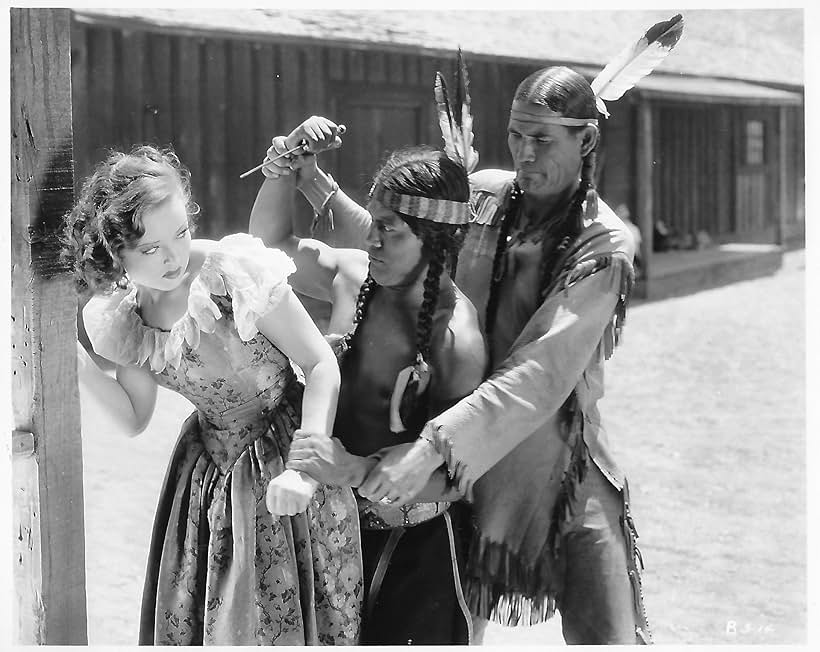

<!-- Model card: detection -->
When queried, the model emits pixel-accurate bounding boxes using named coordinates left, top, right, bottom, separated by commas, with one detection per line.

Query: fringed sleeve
left=423, top=250, right=634, bottom=499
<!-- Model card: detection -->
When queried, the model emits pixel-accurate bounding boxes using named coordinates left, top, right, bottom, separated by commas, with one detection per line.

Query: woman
left=64, top=144, right=361, bottom=645
left=249, top=124, right=487, bottom=644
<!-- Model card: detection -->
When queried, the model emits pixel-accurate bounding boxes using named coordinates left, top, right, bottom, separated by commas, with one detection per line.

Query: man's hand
left=261, top=117, right=343, bottom=180
left=285, top=115, right=343, bottom=153
left=286, top=429, right=370, bottom=487
left=265, top=469, right=317, bottom=516
left=358, top=439, right=444, bottom=506
left=260, top=135, right=298, bottom=179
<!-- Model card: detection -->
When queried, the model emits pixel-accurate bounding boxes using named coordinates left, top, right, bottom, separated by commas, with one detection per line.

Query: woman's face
left=119, top=191, right=192, bottom=292
left=364, top=199, right=426, bottom=288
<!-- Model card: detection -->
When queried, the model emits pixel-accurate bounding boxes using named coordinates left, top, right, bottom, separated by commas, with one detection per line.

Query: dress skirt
left=138, top=389, right=363, bottom=646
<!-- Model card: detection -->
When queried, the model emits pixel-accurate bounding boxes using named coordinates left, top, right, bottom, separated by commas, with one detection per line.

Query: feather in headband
left=435, top=48, right=479, bottom=173
left=591, top=13, right=685, bottom=118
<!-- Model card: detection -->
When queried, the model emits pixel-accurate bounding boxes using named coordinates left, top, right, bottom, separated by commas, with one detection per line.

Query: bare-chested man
left=249, top=121, right=486, bottom=644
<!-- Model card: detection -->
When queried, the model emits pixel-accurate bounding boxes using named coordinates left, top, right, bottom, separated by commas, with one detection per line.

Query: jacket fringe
left=472, top=190, right=504, bottom=227
left=561, top=251, right=635, bottom=361
left=546, top=400, right=588, bottom=558
left=466, top=578, right=558, bottom=626
left=463, top=397, right=589, bottom=626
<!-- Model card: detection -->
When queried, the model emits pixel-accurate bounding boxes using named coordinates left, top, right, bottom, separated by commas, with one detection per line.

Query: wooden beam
left=636, top=100, right=654, bottom=285
left=777, top=106, right=788, bottom=246
left=10, top=8, right=88, bottom=645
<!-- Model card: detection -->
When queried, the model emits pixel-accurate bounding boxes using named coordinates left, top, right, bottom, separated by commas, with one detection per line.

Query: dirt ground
left=75, top=250, right=806, bottom=646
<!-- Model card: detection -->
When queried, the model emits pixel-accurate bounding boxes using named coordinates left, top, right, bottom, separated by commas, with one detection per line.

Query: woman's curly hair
left=60, top=144, right=199, bottom=294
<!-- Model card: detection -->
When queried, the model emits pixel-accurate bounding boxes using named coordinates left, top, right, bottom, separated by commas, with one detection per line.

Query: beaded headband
left=369, top=184, right=472, bottom=226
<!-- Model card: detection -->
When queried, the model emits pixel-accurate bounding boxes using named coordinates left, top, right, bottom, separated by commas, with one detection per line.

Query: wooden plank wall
left=11, top=8, right=88, bottom=644
left=651, top=100, right=803, bottom=244
left=597, top=100, right=635, bottom=212
left=70, top=20, right=528, bottom=238
left=653, top=103, right=738, bottom=240
left=72, top=19, right=803, bottom=244
left=785, top=105, right=805, bottom=229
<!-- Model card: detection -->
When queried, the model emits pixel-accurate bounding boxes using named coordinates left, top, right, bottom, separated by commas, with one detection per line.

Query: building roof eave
left=632, top=74, right=803, bottom=107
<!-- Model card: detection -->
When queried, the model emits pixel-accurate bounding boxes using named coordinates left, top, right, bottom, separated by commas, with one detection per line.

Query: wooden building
left=69, top=8, right=805, bottom=290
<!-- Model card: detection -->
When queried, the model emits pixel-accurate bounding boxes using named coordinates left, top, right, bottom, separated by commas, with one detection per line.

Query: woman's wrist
left=295, top=470, right=320, bottom=491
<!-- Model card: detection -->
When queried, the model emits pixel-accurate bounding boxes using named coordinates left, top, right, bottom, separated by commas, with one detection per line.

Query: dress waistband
left=203, top=396, right=275, bottom=431
left=194, top=379, right=303, bottom=475
left=201, top=376, right=300, bottom=432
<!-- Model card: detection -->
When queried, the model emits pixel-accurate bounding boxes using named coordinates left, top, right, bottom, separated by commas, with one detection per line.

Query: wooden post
left=11, top=8, right=88, bottom=644
left=636, top=99, right=655, bottom=289
left=777, top=106, right=788, bottom=246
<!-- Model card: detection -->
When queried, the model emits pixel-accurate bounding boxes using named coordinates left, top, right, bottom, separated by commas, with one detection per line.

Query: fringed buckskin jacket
left=423, top=169, right=636, bottom=624
left=301, top=167, right=636, bottom=626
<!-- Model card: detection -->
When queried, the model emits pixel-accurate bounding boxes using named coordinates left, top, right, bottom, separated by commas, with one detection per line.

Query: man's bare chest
left=343, top=310, right=417, bottom=398
left=495, top=238, right=542, bottom=320
left=336, top=311, right=420, bottom=451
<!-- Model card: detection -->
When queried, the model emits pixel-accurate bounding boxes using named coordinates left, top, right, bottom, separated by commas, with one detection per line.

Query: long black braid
left=411, top=219, right=462, bottom=361
left=536, top=148, right=598, bottom=299
left=338, top=146, right=470, bottom=432
left=337, top=272, right=378, bottom=356
left=484, top=182, right=521, bottom=355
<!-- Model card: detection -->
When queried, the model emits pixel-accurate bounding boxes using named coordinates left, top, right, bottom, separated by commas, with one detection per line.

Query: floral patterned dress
left=83, top=234, right=362, bottom=645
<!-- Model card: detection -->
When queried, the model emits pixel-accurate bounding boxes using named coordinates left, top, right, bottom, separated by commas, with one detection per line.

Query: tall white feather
left=435, top=50, right=479, bottom=173
left=591, top=14, right=684, bottom=118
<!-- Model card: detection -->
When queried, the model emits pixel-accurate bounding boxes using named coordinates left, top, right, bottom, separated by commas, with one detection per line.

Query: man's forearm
left=411, top=467, right=462, bottom=502
left=296, top=167, right=372, bottom=249
left=423, top=265, right=625, bottom=491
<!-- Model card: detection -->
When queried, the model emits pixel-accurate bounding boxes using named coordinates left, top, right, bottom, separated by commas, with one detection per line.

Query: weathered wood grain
left=10, top=7, right=88, bottom=645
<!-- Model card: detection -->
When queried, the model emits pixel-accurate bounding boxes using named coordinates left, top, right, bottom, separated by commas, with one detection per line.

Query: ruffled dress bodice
left=84, top=234, right=299, bottom=468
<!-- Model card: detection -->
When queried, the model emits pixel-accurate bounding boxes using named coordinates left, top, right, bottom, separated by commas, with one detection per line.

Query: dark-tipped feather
left=454, top=48, right=479, bottom=173
left=435, top=49, right=479, bottom=173
left=591, top=14, right=684, bottom=117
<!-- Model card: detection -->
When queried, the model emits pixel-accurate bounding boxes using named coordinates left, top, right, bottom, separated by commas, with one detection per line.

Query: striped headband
left=370, top=185, right=472, bottom=225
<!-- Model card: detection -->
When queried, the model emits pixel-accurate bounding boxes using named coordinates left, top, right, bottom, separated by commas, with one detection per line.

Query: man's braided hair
left=340, top=146, right=469, bottom=431
left=485, top=66, right=599, bottom=354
